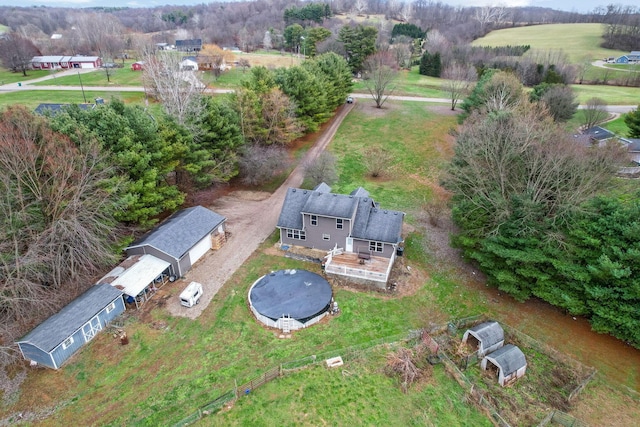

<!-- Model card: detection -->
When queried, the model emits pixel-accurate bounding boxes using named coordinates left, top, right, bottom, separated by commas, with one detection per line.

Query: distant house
left=615, top=51, right=640, bottom=64
left=31, top=55, right=102, bottom=70
left=582, top=126, right=615, bottom=144
left=196, top=55, right=230, bottom=72
left=179, top=56, right=198, bottom=71
left=131, top=61, right=145, bottom=71
left=481, top=344, right=527, bottom=386
left=277, top=183, right=404, bottom=286
left=34, top=103, right=95, bottom=116
left=125, top=206, right=227, bottom=278
left=462, top=321, right=505, bottom=357
left=16, top=284, right=125, bottom=369
left=622, top=138, right=640, bottom=164
left=175, top=39, right=202, bottom=52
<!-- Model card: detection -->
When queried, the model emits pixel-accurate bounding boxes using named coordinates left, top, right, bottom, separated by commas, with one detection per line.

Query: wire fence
left=171, top=330, right=420, bottom=427
left=170, top=317, right=595, bottom=427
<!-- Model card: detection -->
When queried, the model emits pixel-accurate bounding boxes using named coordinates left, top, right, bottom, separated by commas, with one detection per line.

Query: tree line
left=446, top=70, right=639, bottom=348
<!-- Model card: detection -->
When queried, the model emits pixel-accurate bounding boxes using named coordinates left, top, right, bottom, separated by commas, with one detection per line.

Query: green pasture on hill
left=472, top=23, right=626, bottom=62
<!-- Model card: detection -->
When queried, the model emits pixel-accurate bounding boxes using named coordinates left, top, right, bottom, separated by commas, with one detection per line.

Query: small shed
left=16, top=284, right=125, bottom=369
left=481, top=344, right=527, bottom=386
left=462, top=321, right=505, bottom=357
left=131, top=61, right=145, bottom=71
left=125, top=206, right=226, bottom=278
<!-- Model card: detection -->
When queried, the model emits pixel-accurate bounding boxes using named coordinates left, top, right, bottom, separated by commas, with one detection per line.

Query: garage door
left=188, top=235, right=212, bottom=265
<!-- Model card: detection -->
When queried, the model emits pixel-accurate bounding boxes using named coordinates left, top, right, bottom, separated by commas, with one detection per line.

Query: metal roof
left=34, top=103, right=95, bottom=115
left=126, top=206, right=226, bottom=260
left=17, top=284, right=123, bottom=352
left=100, top=254, right=170, bottom=298
left=484, top=344, right=526, bottom=376
left=466, top=321, right=504, bottom=348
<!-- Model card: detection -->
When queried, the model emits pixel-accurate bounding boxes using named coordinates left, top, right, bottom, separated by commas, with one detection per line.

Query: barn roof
left=126, top=206, right=226, bottom=260
left=34, top=103, right=95, bottom=115
left=17, top=284, right=123, bottom=352
left=466, top=321, right=504, bottom=348
left=484, top=344, right=526, bottom=376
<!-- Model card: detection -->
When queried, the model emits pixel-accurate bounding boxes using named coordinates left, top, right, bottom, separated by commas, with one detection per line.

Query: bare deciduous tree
left=446, top=103, right=625, bottom=236
left=305, top=152, right=338, bottom=188
left=142, top=51, right=206, bottom=126
left=238, top=145, right=290, bottom=186
left=0, top=107, right=120, bottom=367
left=581, top=97, right=609, bottom=129
left=0, top=32, right=41, bottom=76
left=363, top=51, right=399, bottom=109
left=363, top=146, right=394, bottom=178
left=442, top=63, right=477, bottom=110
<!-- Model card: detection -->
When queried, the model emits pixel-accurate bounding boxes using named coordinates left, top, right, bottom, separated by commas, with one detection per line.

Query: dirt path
left=165, top=102, right=355, bottom=319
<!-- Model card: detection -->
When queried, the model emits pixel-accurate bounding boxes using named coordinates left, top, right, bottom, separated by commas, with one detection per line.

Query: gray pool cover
left=249, top=270, right=332, bottom=322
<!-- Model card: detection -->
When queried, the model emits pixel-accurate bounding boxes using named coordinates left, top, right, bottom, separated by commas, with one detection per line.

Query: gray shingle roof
left=17, top=284, right=122, bottom=352
left=34, top=103, right=95, bottom=116
left=127, top=206, right=226, bottom=260
left=583, top=126, right=615, bottom=141
left=468, top=321, right=504, bottom=348
left=302, top=191, right=359, bottom=219
left=277, top=186, right=404, bottom=244
left=314, top=182, right=332, bottom=193
left=485, top=344, right=526, bottom=376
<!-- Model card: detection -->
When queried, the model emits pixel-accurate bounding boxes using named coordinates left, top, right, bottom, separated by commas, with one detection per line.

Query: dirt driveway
left=164, top=102, right=354, bottom=319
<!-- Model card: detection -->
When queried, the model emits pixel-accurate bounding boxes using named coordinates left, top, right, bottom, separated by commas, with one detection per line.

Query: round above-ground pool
left=248, top=269, right=332, bottom=331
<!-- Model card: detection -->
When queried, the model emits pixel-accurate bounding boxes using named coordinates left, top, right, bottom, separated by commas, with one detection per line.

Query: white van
left=179, top=282, right=203, bottom=308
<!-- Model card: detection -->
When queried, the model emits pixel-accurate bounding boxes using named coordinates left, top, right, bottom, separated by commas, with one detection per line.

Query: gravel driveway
left=165, top=102, right=355, bottom=319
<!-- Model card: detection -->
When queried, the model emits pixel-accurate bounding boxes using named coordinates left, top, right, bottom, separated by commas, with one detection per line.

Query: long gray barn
left=16, top=284, right=125, bottom=369
left=126, top=206, right=226, bottom=278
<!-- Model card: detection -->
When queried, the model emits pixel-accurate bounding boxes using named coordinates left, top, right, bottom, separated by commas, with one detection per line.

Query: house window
left=323, top=234, right=330, bottom=241
left=336, top=219, right=343, bottom=229
left=369, top=241, right=384, bottom=252
left=286, top=229, right=306, bottom=240
left=106, top=302, right=116, bottom=314
left=310, top=215, right=318, bottom=226
left=61, top=337, right=74, bottom=350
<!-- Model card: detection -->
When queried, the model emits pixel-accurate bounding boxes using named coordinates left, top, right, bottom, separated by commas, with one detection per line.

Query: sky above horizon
left=0, top=0, right=636, bottom=14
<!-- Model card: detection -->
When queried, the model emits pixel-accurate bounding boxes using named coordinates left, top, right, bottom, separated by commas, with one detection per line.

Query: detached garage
left=125, top=206, right=226, bottom=278
left=16, top=284, right=125, bottom=369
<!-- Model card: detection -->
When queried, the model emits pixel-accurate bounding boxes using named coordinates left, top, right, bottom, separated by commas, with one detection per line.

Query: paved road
left=1, top=69, right=636, bottom=113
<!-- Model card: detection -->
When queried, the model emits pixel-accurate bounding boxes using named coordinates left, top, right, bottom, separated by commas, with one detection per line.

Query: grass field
left=472, top=23, right=625, bottom=63
left=0, top=90, right=147, bottom=110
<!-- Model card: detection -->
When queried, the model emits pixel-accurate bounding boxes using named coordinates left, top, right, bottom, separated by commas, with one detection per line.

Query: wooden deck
left=324, top=252, right=393, bottom=283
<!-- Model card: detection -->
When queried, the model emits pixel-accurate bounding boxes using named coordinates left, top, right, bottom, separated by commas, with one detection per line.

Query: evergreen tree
left=624, top=105, right=640, bottom=138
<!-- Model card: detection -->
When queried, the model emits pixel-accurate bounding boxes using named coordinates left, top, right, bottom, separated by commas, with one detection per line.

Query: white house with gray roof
left=16, top=284, right=125, bottom=369
left=277, top=184, right=404, bottom=286
left=125, top=206, right=226, bottom=278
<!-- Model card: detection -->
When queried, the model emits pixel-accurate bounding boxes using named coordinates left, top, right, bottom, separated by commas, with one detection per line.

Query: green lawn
left=0, top=90, right=147, bottom=110
left=31, top=66, right=145, bottom=87
left=0, top=68, right=52, bottom=85
left=472, top=23, right=625, bottom=63
left=571, top=84, right=640, bottom=105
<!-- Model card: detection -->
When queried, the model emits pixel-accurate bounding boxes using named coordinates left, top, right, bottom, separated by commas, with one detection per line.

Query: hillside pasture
left=473, top=23, right=625, bottom=63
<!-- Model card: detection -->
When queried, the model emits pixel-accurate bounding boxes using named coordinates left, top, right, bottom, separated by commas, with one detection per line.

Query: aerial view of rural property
left=1, top=0, right=639, bottom=425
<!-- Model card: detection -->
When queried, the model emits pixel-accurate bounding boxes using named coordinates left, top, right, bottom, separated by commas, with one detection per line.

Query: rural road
left=165, top=101, right=355, bottom=319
